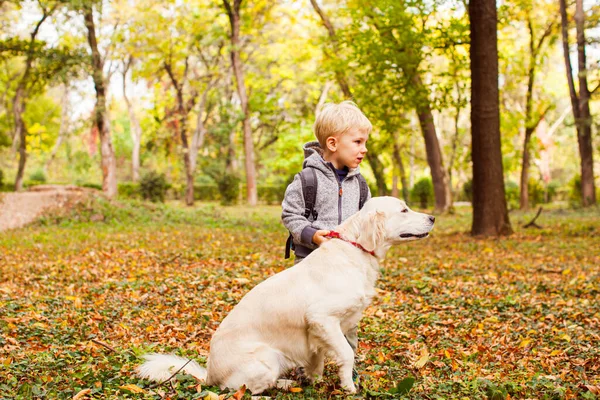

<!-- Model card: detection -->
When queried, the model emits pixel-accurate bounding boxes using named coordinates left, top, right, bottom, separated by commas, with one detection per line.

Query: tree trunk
left=12, top=10, right=52, bottom=191
left=366, top=152, right=388, bottom=195
left=520, top=27, right=536, bottom=210
left=574, top=0, right=596, bottom=206
left=413, top=75, right=452, bottom=213
left=45, top=85, right=69, bottom=171
left=224, top=0, right=257, bottom=205
left=469, top=0, right=512, bottom=236
left=84, top=8, right=117, bottom=198
left=559, top=0, right=596, bottom=206
left=122, top=57, right=142, bottom=182
left=13, top=87, right=26, bottom=191
left=392, top=134, right=409, bottom=201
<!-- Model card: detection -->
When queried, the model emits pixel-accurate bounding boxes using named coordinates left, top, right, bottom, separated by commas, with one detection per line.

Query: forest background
left=1, top=0, right=599, bottom=215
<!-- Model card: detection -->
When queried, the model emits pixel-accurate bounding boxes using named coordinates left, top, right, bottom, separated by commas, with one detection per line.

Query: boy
left=281, top=100, right=372, bottom=383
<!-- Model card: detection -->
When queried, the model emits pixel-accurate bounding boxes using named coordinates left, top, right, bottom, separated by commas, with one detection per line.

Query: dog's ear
left=357, top=210, right=386, bottom=252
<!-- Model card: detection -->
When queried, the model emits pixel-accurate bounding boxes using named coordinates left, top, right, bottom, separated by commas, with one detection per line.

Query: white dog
left=137, top=197, right=434, bottom=394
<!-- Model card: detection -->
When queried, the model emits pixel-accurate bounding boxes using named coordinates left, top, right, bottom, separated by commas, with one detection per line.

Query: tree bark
left=84, top=7, right=117, bottom=198
left=223, top=0, right=257, bottom=206
left=469, top=0, right=512, bottom=236
left=392, top=135, right=409, bottom=201
left=366, top=152, right=388, bottom=195
left=574, top=0, right=596, bottom=205
left=413, top=74, right=452, bottom=213
left=122, top=57, right=142, bottom=182
left=559, top=0, right=596, bottom=206
left=164, top=62, right=195, bottom=206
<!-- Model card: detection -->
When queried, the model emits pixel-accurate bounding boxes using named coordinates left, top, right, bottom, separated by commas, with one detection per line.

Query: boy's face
left=325, top=128, right=369, bottom=170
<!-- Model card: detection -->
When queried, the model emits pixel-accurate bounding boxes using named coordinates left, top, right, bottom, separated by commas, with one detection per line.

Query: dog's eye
left=401, top=209, right=408, bottom=213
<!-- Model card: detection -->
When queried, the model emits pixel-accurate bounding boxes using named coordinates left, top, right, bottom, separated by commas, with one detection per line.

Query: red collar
left=325, top=231, right=376, bottom=257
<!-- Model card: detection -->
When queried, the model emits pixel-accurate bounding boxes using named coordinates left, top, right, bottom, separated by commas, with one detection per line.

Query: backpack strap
left=299, top=167, right=318, bottom=220
left=285, top=167, right=319, bottom=259
left=357, top=174, right=368, bottom=210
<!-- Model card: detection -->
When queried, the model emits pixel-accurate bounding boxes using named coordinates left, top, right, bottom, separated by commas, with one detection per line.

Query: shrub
left=568, top=175, right=582, bottom=207
left=140, top=171, right=169, bottom=203
left=0, top=168, right=3, bottom=187
left=410, top=178, right=434, bottom=208
left=80, top=182, right=103, bottom=190
left=528, top=179, right=545, bottom=206
left=259, top=184, right=286, bottom=204
left=118, top=182, right=140, bottom=199
left=28, top=168, right=47, bottom=184
left=216, top=173, right=240, bottom=205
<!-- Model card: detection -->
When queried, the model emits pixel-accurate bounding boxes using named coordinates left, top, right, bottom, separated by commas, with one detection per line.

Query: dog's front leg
left=308, top=317, right=356, bottom=393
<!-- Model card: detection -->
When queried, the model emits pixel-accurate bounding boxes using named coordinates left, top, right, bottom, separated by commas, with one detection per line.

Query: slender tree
left=223, top=0, right=257, bottom=205
left=83, top=4, right=117, bottom=198
left=519, top=13, right=555, bottom=210
left=559, top=0, right=596, bottom=206
left=469, top=0, right=513, bottom=236
left=11, top=2, right=55, bottom=191
left=122, top=56, right=142, bottom=182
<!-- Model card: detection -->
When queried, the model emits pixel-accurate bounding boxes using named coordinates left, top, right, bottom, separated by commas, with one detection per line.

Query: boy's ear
left=325, top=136, right=337, bottom=152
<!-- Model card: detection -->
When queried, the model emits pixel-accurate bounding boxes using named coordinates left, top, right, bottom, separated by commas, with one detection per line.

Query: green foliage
left=28, top=168, right=47, bottom=183
left=410, top=178, right=434, bottom=208
left=0, top=168, right=3, bottom=187
left=215, top=173, right=240, bottom=206
left=139, top=171, right=168, bottom=203
left=568, top=175, right=582, bottom=208
left=118, top=182, right=140, bottom=199
left=505, top=180, right=520, bottom=209
left=528, top=178, right=545, bottom=207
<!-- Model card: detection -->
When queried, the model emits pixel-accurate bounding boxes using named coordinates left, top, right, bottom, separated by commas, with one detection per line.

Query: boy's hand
left=312, top=230, right=331, bottom=246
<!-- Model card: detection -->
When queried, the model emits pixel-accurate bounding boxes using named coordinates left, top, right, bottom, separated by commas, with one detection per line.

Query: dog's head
left=339, top=196, right=435, bottom=258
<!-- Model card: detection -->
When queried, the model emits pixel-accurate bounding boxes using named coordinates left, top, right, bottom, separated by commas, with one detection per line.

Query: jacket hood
left=302, top=141, right=361, bottom=178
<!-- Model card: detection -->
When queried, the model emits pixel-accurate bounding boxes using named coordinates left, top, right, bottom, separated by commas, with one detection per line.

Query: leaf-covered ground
left=1, top=198, right=598, bottom=399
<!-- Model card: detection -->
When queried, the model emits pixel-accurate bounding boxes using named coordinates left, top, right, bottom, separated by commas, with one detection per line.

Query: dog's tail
left=137, top=353, right=207, bottom=382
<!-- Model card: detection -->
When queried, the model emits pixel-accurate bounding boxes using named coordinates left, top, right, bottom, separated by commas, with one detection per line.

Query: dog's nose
left=429, top=215, right=435, bottom=223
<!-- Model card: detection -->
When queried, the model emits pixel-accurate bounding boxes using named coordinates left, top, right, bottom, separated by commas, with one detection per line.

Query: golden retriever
left=137, top=196, right=435, bottom=394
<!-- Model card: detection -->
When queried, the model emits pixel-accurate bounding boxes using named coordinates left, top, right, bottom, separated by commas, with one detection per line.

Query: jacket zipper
left=327, top=163, right=344, bottom=225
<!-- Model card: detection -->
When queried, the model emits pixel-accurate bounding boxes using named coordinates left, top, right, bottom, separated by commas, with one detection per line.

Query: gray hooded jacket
left=281, top=141, right=371, bottom=258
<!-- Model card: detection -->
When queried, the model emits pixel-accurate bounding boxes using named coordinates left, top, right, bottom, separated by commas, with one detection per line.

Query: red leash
left=325, top=231, right=376, bottom=257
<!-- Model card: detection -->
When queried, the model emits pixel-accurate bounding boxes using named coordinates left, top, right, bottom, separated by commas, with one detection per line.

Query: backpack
left=284, top=167, right=369, bottom=259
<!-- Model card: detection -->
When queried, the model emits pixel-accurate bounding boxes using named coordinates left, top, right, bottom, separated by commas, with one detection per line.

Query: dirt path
left=0, top=185, right=92, bottom=232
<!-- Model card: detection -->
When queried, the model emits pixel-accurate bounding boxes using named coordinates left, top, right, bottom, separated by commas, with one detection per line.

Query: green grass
left=0, top=199, right=598, bottom=399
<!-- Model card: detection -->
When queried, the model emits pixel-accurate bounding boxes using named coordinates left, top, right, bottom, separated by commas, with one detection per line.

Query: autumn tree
left=469, top=0, right=513, bottom=236
left=559, top=0, right=596, bottom=206
left=1, top=0, right=81, bottom=191
left=81, top=1, right=118, bottom=198
left=223, top=0, right=257, bottom=206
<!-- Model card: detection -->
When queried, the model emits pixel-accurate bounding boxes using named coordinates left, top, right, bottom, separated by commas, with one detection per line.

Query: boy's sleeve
left=281, top=174, right=318, bottom=247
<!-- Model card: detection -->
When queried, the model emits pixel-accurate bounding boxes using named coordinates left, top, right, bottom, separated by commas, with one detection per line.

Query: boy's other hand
left=312, top=230, right=331, bottom=246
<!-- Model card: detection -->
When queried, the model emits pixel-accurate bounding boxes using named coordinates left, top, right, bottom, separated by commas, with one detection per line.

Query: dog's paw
left=341, top=382, right=357, bottom=394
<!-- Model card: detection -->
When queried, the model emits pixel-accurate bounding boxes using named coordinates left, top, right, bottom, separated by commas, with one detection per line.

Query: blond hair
left=314, top=101, right=372, bottom=147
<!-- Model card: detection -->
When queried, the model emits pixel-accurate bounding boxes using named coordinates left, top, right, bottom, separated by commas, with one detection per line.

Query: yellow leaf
left=119, top=384, right=145, bottom=394
left=519, top=339, right=532, bottom=348
left=414, top=348, right=429, bottom=368
left=72, top=388, right=92, bottom=400
left=289, top=387, right=303, bottom=393
left=203, top=391, right=219, bottom=400
left=549, top=350, right=562, bottom=356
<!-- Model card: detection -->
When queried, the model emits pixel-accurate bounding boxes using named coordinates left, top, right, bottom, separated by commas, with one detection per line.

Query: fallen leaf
left=72, top=389, right=92, bottom=400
